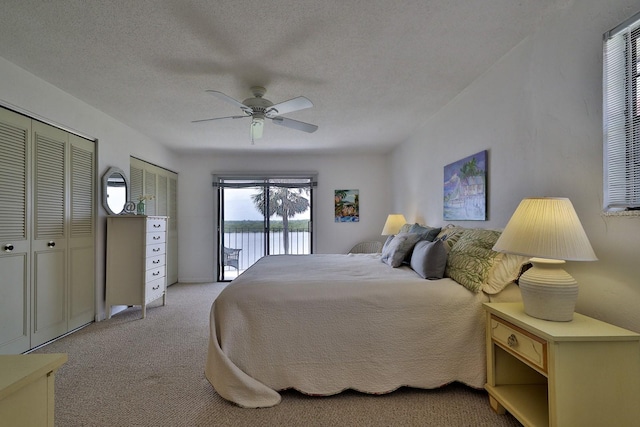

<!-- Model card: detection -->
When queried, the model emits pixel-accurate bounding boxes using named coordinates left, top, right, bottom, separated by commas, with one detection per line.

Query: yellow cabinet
left=0, top=353, right=67, bottom=426
left=484, top=302, right=640, bottom=426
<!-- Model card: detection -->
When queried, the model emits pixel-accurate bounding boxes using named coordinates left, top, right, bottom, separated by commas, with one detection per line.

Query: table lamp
left=381, top=214, right=407, bottom=235
left=492, top=198, right=597, bottom=321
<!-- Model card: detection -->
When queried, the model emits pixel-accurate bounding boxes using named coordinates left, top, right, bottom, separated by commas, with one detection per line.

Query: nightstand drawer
left=490, top=315, right=547, bottom=373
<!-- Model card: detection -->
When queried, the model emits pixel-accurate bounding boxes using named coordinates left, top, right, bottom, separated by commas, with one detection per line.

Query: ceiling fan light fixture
left=251, top=116, right=264, bottom=142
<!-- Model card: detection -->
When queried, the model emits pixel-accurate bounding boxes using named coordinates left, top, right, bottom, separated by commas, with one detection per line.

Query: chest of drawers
left=106, top=216, right=168, bottom=319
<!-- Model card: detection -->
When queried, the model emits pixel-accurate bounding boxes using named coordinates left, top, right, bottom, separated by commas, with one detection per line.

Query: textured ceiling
left=0, top=0, right=560, bottom=153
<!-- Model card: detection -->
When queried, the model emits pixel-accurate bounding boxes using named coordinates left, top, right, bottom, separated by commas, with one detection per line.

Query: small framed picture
left=334, top=189, right=359, bottom=222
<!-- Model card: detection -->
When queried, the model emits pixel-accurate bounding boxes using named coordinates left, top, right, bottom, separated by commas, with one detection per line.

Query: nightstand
left=483, top=302, right=640, bottom=427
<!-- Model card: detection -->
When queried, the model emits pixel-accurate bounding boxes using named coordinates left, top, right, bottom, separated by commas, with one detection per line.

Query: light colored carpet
left=33, top=282, right=520, bottom=426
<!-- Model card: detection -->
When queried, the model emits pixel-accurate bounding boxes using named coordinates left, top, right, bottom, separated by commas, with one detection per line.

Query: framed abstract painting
left=443, top=150, right=487, bottom=221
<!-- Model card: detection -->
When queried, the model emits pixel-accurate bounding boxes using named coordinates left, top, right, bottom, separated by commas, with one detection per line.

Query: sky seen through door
left=224, top=188, right=310, bottom=221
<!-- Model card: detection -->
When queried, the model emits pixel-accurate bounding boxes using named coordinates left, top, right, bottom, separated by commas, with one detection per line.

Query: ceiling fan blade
left=191, top=115, right=248, bottom=123
left=206, top=90, right=252, bottom=112
left=271, top=116, right=318, bottom=133
left=266, top=96, right=313, bottom=117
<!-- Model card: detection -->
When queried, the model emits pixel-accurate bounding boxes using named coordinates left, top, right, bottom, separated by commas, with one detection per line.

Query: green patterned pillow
left=446, top=229, right=502, bottom=292
left=436, top=226, right=467, bottom=251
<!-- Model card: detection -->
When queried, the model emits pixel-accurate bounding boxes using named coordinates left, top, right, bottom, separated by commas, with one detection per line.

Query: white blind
left=604, top=12, right=640, bottom=210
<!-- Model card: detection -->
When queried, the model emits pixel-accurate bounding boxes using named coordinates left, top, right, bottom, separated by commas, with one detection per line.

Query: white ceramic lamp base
left=519, top=258, right=578, bottom=322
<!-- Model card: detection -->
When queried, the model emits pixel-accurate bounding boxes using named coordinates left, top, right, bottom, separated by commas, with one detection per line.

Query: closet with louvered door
left=167, top=175, right=178, bottom=284
left=0, top=108, right=31, bottom=354
left=31, top=121, right=68, bottom=347
left=67, top=134, right=95, bottom=331
left=0, top=107, right=95, bottom=354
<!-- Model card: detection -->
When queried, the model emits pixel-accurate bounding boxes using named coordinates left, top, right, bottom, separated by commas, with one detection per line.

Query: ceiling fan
left=193, top=86, right=318, bottom=143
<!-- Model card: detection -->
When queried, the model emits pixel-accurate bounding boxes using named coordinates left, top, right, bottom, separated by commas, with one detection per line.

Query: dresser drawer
left=145, top=277, right=165, bottom=304
left=490, top=315, right=547, bottom=373
left=146, top=231, right=166, bottom=245
left=146, top=219, right=166, bottom=233
left=145, top=266, right=165, bottom=283
left=146, top=243, right=166, bottom=257
left=145, top=254, right=166, bottom=270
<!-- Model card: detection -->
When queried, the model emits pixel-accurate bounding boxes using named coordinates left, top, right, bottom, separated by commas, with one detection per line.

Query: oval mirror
left=102, top=167, right=129, bottom=215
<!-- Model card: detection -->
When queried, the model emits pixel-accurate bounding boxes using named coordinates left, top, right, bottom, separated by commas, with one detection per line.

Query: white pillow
left=483, top=253, right=530, bottom=294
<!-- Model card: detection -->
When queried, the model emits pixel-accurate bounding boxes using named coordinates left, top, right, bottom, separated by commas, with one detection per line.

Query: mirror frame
left=102, top=166, right=130, bottom=215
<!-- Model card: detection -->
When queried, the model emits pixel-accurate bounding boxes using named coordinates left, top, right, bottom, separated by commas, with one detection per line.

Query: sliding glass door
left=216, top=176, right=315, bottom=281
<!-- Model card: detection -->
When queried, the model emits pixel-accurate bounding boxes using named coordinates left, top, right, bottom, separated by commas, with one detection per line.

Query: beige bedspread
left=205, top=254, right=510, bottom=408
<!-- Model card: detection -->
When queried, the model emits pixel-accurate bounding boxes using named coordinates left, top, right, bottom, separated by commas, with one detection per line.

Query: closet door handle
left=4, top=244, right=14, bottom=252
left=47, top=241, right=56, bottom=248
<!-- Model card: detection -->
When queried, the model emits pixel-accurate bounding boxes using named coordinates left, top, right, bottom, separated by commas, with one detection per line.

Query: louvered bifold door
left=31, top=121, right=68, bottom=347
left=68, top=134, right=95, bottom=329
left=0, top=109, right=31, bottom=354
left=167, top=175, right=178, bottom=284
left=144, top=169, right=157, bottom=215
left=130, top=164, right=143, bottom=204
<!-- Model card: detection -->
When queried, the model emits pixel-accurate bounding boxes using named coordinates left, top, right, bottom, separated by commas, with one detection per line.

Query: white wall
left=175, top=151, right=391, bottom=283
left=7, top=0, right=637, bottom=331
left=0, top=57, right=178, bottom=320
left=391, top=0, right=640, bottom=332
left=0, top=55, right=392, bottom=313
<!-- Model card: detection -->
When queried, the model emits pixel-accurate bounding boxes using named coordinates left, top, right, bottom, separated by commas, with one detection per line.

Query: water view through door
left=217, top=177, right=314, bottom=281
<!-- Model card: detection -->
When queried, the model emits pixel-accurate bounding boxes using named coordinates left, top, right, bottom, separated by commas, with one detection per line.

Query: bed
left=205, top=245, right=523, bottom=408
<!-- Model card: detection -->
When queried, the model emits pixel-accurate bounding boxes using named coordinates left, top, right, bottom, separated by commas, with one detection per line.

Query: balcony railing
left=222, top=226, right=311, bottom=276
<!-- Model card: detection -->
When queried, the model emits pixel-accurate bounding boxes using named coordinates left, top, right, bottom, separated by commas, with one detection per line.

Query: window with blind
left=603, top=12, right=640, bottom=211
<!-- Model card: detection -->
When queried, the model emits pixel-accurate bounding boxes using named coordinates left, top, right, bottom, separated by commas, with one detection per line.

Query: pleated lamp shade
left=493, top=198, right=597, bottom=261
left=381, top=214, right=407, bottom=236
left=492, top=197, right=596, bottom=321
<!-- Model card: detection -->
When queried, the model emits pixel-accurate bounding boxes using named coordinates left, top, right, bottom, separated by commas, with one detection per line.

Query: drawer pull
left=4, top=244, right=14, bottom=252
left=153, top=236, right=160, bottom=240
left=153, top=224, right=161, bottom=228
left=152, top=284, right=160, bottom=290
left=507, top=334, right=518, bottom=348
left=153, top=247, right=160, bottom=252
left=153, top=271, right=160, bottom=276
left=153, top=259, right=160, bottom=264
